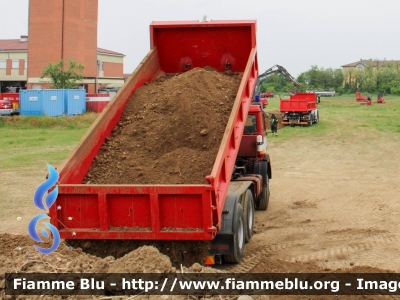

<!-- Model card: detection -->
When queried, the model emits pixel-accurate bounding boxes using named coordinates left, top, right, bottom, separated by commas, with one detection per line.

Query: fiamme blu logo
left=28, top=164, right=61, bottom=254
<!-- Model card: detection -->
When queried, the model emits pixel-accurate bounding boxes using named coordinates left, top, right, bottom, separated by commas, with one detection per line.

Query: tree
left=40, top=60, right=84, bottom=89
left=298, top=65, right=344, bottom=91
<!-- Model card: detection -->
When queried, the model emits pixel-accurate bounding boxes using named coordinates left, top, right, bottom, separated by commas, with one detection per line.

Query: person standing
left=270, top=114, right=278, bottom=136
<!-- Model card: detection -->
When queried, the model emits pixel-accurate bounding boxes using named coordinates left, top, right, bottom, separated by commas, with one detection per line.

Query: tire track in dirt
left=225, top=234, right=398, bottom=273
left=284, top=236, right=398, bottom=262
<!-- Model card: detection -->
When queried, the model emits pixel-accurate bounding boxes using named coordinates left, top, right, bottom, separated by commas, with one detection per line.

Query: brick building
left=0, top=0, right=124, bottom=93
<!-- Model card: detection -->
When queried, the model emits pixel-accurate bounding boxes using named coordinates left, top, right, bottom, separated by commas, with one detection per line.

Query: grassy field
left=265, top=94, right=400, bottom=144
left=0, top=113, right=98, bottom=170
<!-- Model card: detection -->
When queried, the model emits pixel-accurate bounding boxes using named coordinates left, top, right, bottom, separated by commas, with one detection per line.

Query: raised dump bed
left=50, top=20, right=260, bottom=244
left=280, top=93, right=317, bottom=112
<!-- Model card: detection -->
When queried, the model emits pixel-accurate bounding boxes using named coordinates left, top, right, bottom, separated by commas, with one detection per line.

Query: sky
left=1, top=0, right=400, bottom=77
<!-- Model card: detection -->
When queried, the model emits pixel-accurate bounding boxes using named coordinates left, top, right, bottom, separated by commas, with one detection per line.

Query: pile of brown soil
left=0, top=234, right=199, bottom=275
left=108, top=245, right=172, bottom=273
left=1, top=233, right=397, bottom=300
left=66, top=239, right=210, bottom=268
left=86, top=67, right=241, bottom=184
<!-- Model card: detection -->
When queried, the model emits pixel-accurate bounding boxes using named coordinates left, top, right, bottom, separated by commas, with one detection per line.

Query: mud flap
left=209, top=182, right=251, bottom=257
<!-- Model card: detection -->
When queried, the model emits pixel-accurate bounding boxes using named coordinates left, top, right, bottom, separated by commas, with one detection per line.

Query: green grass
left=265, top=94, right=400, bottom=144
left=0, top=114, right=98, bottom=169
left=0, top=113, right=97, bottom=129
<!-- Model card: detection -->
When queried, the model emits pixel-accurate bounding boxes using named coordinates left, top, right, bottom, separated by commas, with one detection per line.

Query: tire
left=314, top=111, right=319, bottom=124
left=223, top=202, right=245, bottom=263
left=256, top=175, right=270, bottom=210
left=242, top=189, right=255, bottom=243
left=308, top=115, right=313, bottom=126
left=254, top=161, right=270, bottom=211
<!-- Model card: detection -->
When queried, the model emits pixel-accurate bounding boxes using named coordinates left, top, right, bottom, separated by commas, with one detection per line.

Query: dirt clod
left=200, top=129, right=208, bottom=136
left=82, top=241, right=91, bottom=249
left=190, top=262, right=203, bottom=272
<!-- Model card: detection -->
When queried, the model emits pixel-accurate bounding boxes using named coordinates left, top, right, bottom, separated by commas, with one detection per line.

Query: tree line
left=342, top=61, right=400, bottom=95
left=260, top=62, right=400, bottom=95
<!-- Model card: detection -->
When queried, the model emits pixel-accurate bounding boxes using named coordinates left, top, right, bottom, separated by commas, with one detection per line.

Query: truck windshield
left=244, top=114, right=257, bottom=134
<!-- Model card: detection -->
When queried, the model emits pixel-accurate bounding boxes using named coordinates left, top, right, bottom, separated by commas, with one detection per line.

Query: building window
left=0, top=60, right=6, bottom=69
left=99, top=61, right=104, bottom=71
left=25, top=60, right=28, bottom=69
left=12, top=60, right=19, bottom=69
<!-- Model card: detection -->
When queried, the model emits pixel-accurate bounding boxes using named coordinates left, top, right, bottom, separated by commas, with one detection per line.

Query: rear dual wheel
left=223, top=202, right=245, bottom=263
left=243, top=189, right=255, bottom=243
left=256, top=175, right=270, bottom=210
left=255, top=161, right=270, bottom=211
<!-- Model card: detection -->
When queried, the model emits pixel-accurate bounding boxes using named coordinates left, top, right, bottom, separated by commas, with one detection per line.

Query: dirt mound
left=108, top=245, right=172, bottom=273
left=86, top=67, right=241, bottom=184
left=0, top=234, right=210, bottom=275
left=66, top=239, right=210, bottom=267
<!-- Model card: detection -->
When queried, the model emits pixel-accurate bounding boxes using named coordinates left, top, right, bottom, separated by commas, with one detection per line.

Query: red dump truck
left=260, top=91, right=274, bottom=98
left=280, top=92, right=319, bottom=126
left=49, top=20, right=272, bottom=264
left=0, top=93, right=20, bottom=115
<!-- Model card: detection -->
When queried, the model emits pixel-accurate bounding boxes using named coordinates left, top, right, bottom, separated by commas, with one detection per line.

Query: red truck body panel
left=259, top=97, right=268, bottom=108
left=280, top=93, right=317, bottom=113
left=50, top=20, right=259, bottom=241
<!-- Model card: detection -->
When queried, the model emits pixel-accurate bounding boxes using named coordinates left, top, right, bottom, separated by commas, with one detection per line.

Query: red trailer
left=280, top=93, right=319, bottom=126
left=49, top=20, right=272, bottom=264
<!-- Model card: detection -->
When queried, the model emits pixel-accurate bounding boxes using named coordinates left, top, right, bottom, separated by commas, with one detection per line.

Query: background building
left=341, top=59, right=400, bottom=91
left=341, top=59, right=400, bottom=72
left=0, top=0, right=124, bottom=93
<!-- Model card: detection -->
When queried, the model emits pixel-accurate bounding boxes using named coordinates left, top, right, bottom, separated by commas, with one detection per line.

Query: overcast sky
left=1, top=0, right=399, bottom=77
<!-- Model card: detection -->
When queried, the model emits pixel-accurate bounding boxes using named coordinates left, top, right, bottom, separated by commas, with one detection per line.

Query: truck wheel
left=308, top=117, right=313, bottom=126
left=315, top=111, right=319, bottom=124
left=223, top=202, right=245, bottom=263
left=243, top=189, right=255, bottom=243
left=256, top=175, right=270, bottom=210
left=255, top=161, right=270, bottom=211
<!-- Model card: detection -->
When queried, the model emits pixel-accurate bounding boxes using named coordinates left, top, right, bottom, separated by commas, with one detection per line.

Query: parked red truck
left=260, top=91, right=274, bottom=98
left=280, top=92, right=319, bottom=126
left=49, top=20, right=271, bottom=264
left=0, top=93, right=19, bottom=115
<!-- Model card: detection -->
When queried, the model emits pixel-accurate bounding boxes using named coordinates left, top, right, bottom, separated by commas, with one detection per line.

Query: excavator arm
left=254, top=65, right=300, bottom=96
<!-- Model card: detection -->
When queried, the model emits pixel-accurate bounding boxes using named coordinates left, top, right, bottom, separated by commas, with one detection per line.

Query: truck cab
left=242, top=103, right=268, bottom=159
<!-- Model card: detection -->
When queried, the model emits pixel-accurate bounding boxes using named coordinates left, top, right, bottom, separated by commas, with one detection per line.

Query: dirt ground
left=220, top=129, right=400, bottom=273
left=3, top=124, right=400, bottom=300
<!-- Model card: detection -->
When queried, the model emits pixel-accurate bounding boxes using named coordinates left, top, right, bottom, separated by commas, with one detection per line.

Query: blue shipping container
left=65, top=89, right=86, bottom=116
left=20, top=90, right=42, bottom=116
left=20, top=89, right=65, bottom=116
left=42, top=89, right=65, bottom=117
